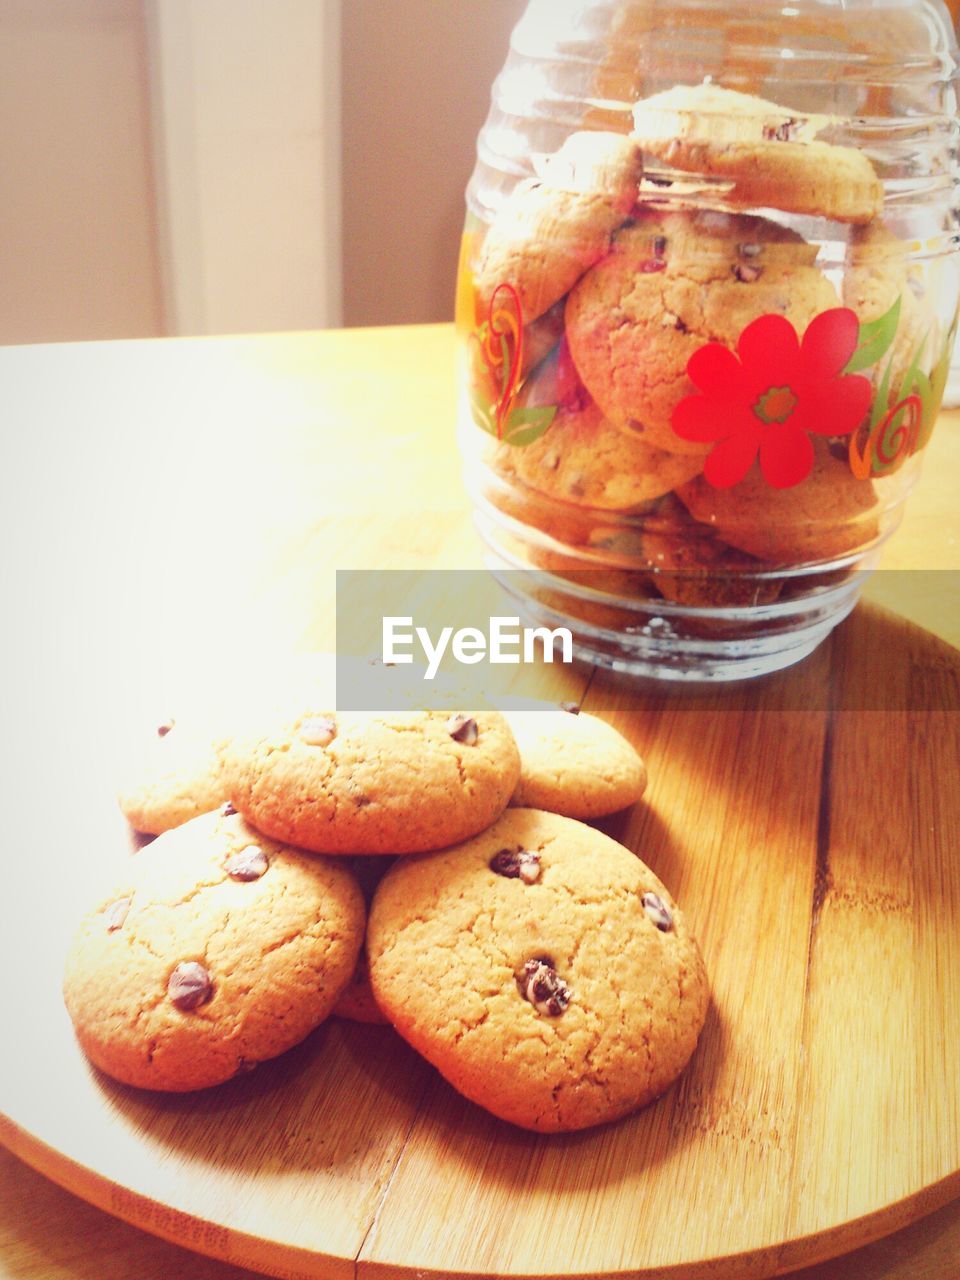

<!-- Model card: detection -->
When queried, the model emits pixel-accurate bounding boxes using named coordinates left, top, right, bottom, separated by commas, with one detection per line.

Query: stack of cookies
left=62, top=674, right=709, bottom=1133
left=465, top=81, right=921, bottom=609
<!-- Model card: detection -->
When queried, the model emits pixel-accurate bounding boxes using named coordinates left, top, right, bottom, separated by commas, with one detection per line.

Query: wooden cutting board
left=1, top=601, right=958, bottom=1280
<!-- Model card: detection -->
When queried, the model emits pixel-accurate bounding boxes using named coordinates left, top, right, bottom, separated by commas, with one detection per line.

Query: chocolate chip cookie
left=565, top=207, right=838, bottom=455
left=591, top=494, right=783, bottom=607
left=368, top=808, right=709, bottom=1132
left=506, top=705, right=647, bottom=817
left=494, top=397, right=705, bottom=510
left=223, top=699, right=521, bottom=856
left=474, top=130, right=643, bottom=325
left=676, top=441, right=879, bottom=563
left=63, top=808, right=365, bottom=1091
left=117, top=714, right=230, bottom=835
left=631, top=82, right=884, bottom=224
left=333, top=856, right=394, bottom=1024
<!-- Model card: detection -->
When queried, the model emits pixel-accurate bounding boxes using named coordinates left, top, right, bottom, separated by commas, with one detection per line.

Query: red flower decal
left=671, top=309, right=872, bottom=489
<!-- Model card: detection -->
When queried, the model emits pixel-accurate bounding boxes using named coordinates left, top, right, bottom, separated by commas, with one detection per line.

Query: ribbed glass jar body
left=456, top=0, right=960, bottom=680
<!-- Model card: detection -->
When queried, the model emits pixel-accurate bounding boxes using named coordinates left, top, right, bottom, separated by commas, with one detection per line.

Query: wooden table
left=0, top=324, right=958, bottom=1280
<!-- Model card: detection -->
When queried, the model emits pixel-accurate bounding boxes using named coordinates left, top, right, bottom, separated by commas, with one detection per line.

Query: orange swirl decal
left=848, top=394, right=922, bottom=479
left=481, top=283, right=524, bottom=439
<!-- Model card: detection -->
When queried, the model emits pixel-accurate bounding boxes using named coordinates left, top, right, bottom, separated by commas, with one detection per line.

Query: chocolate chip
left=733, top=262, right=763, bottom=283
left=640, top=259, right=666, bottom=274
left=490, top=847, right=542, bottom=884
left=642, top=891, right=674, bottom=931
left=220, top=801, right=237, bottom=817
left=105, top=896, right=132, bottom=932
left=300, top=715, right=336, bottom=747
left=156, top=720, right=175, bottom=738
left=559, top=701, right=580, bottom=715
left=762, top=117, right=798, bottom=142
left=518, top=957, right=571, bottom=1016
left=167, top=961, right=212, bottom=1011
left=225, top=845, right=268, bottom=881
left=447, top=713, right=478, bottom=745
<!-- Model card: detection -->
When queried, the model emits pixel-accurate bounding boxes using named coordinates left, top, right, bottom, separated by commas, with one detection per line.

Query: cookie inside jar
left=457, top=0, right=960, bottom=680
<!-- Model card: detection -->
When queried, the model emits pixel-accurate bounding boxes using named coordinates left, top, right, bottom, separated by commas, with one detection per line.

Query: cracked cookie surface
left=565, top=207, right=838, bottom=455
left=367, top=808, right=708, bottom=1132
left=473, top=131, right=643, bottom=325
left=223, top=702, right=520, bottom=855
left=62, top=808, right=365, bottom=1091
left=506, top=708, right=647, bottom=818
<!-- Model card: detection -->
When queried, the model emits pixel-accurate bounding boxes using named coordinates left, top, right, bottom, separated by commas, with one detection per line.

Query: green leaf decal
left=469, top=388, right=497, bottom=436
left=502, top=404, right=557, bottom=448
left=868, top=354, right=894, bottom=433
left=845, top=296, right=901, bottom=374
left=916, top=320, right=957, bottom=453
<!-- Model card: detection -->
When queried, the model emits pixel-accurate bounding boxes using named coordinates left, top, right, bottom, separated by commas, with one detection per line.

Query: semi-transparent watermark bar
left=335, top=569, right=960, bottom=712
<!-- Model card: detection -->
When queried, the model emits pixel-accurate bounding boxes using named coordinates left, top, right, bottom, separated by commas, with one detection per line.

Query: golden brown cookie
left=591, top=494, right=783, bottom=607
left=116, top=715, right=230, bottom=836
left=493, top=397, right=704, bottom=510
left=676, top=442, right=878, bottom=563
left=223, top=699, right=521, bottom=856
left=333, top=856, right=394, bottom=1024
left=368, top=808, right=709, bottom=1132
left=525, top=546, right=656, bottom=636
left=63, top=808, right=365, bottom=1091
left=332, top=951, right=386, bottom=1025
left=474, top=130, right=643, bottom=325
left=630, top=82, right=883, bottom=224
left=506, top=706, right=646, bottom=817
left=565, top=207, right=838, bottom=454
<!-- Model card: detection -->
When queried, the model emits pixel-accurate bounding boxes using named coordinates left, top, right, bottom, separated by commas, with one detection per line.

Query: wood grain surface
left=0, top=326, right=958, bottom=1280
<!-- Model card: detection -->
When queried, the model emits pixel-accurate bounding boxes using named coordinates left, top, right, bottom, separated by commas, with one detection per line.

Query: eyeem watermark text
left=383, top=616, right=573, bottom=680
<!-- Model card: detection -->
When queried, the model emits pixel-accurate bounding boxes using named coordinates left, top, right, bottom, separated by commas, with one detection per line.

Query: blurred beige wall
left=341, top=0, right=523, bottom=327
left=0, top=0, right=523, bottom=343
left=0, top=0, right=163, bottom=344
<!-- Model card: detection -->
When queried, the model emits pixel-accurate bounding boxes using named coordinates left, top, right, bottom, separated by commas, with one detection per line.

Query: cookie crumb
left=105, top=897, right=132, bottom=932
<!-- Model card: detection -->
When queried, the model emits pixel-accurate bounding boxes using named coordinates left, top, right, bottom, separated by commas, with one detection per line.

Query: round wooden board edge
left=0, top=1111, right=351, bottom=1280
left=3, top=1104, right=960, bottom=1280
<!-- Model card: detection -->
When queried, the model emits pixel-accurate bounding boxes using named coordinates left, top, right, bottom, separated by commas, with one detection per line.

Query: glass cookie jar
left=456, top=0, right=960, bottom=680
